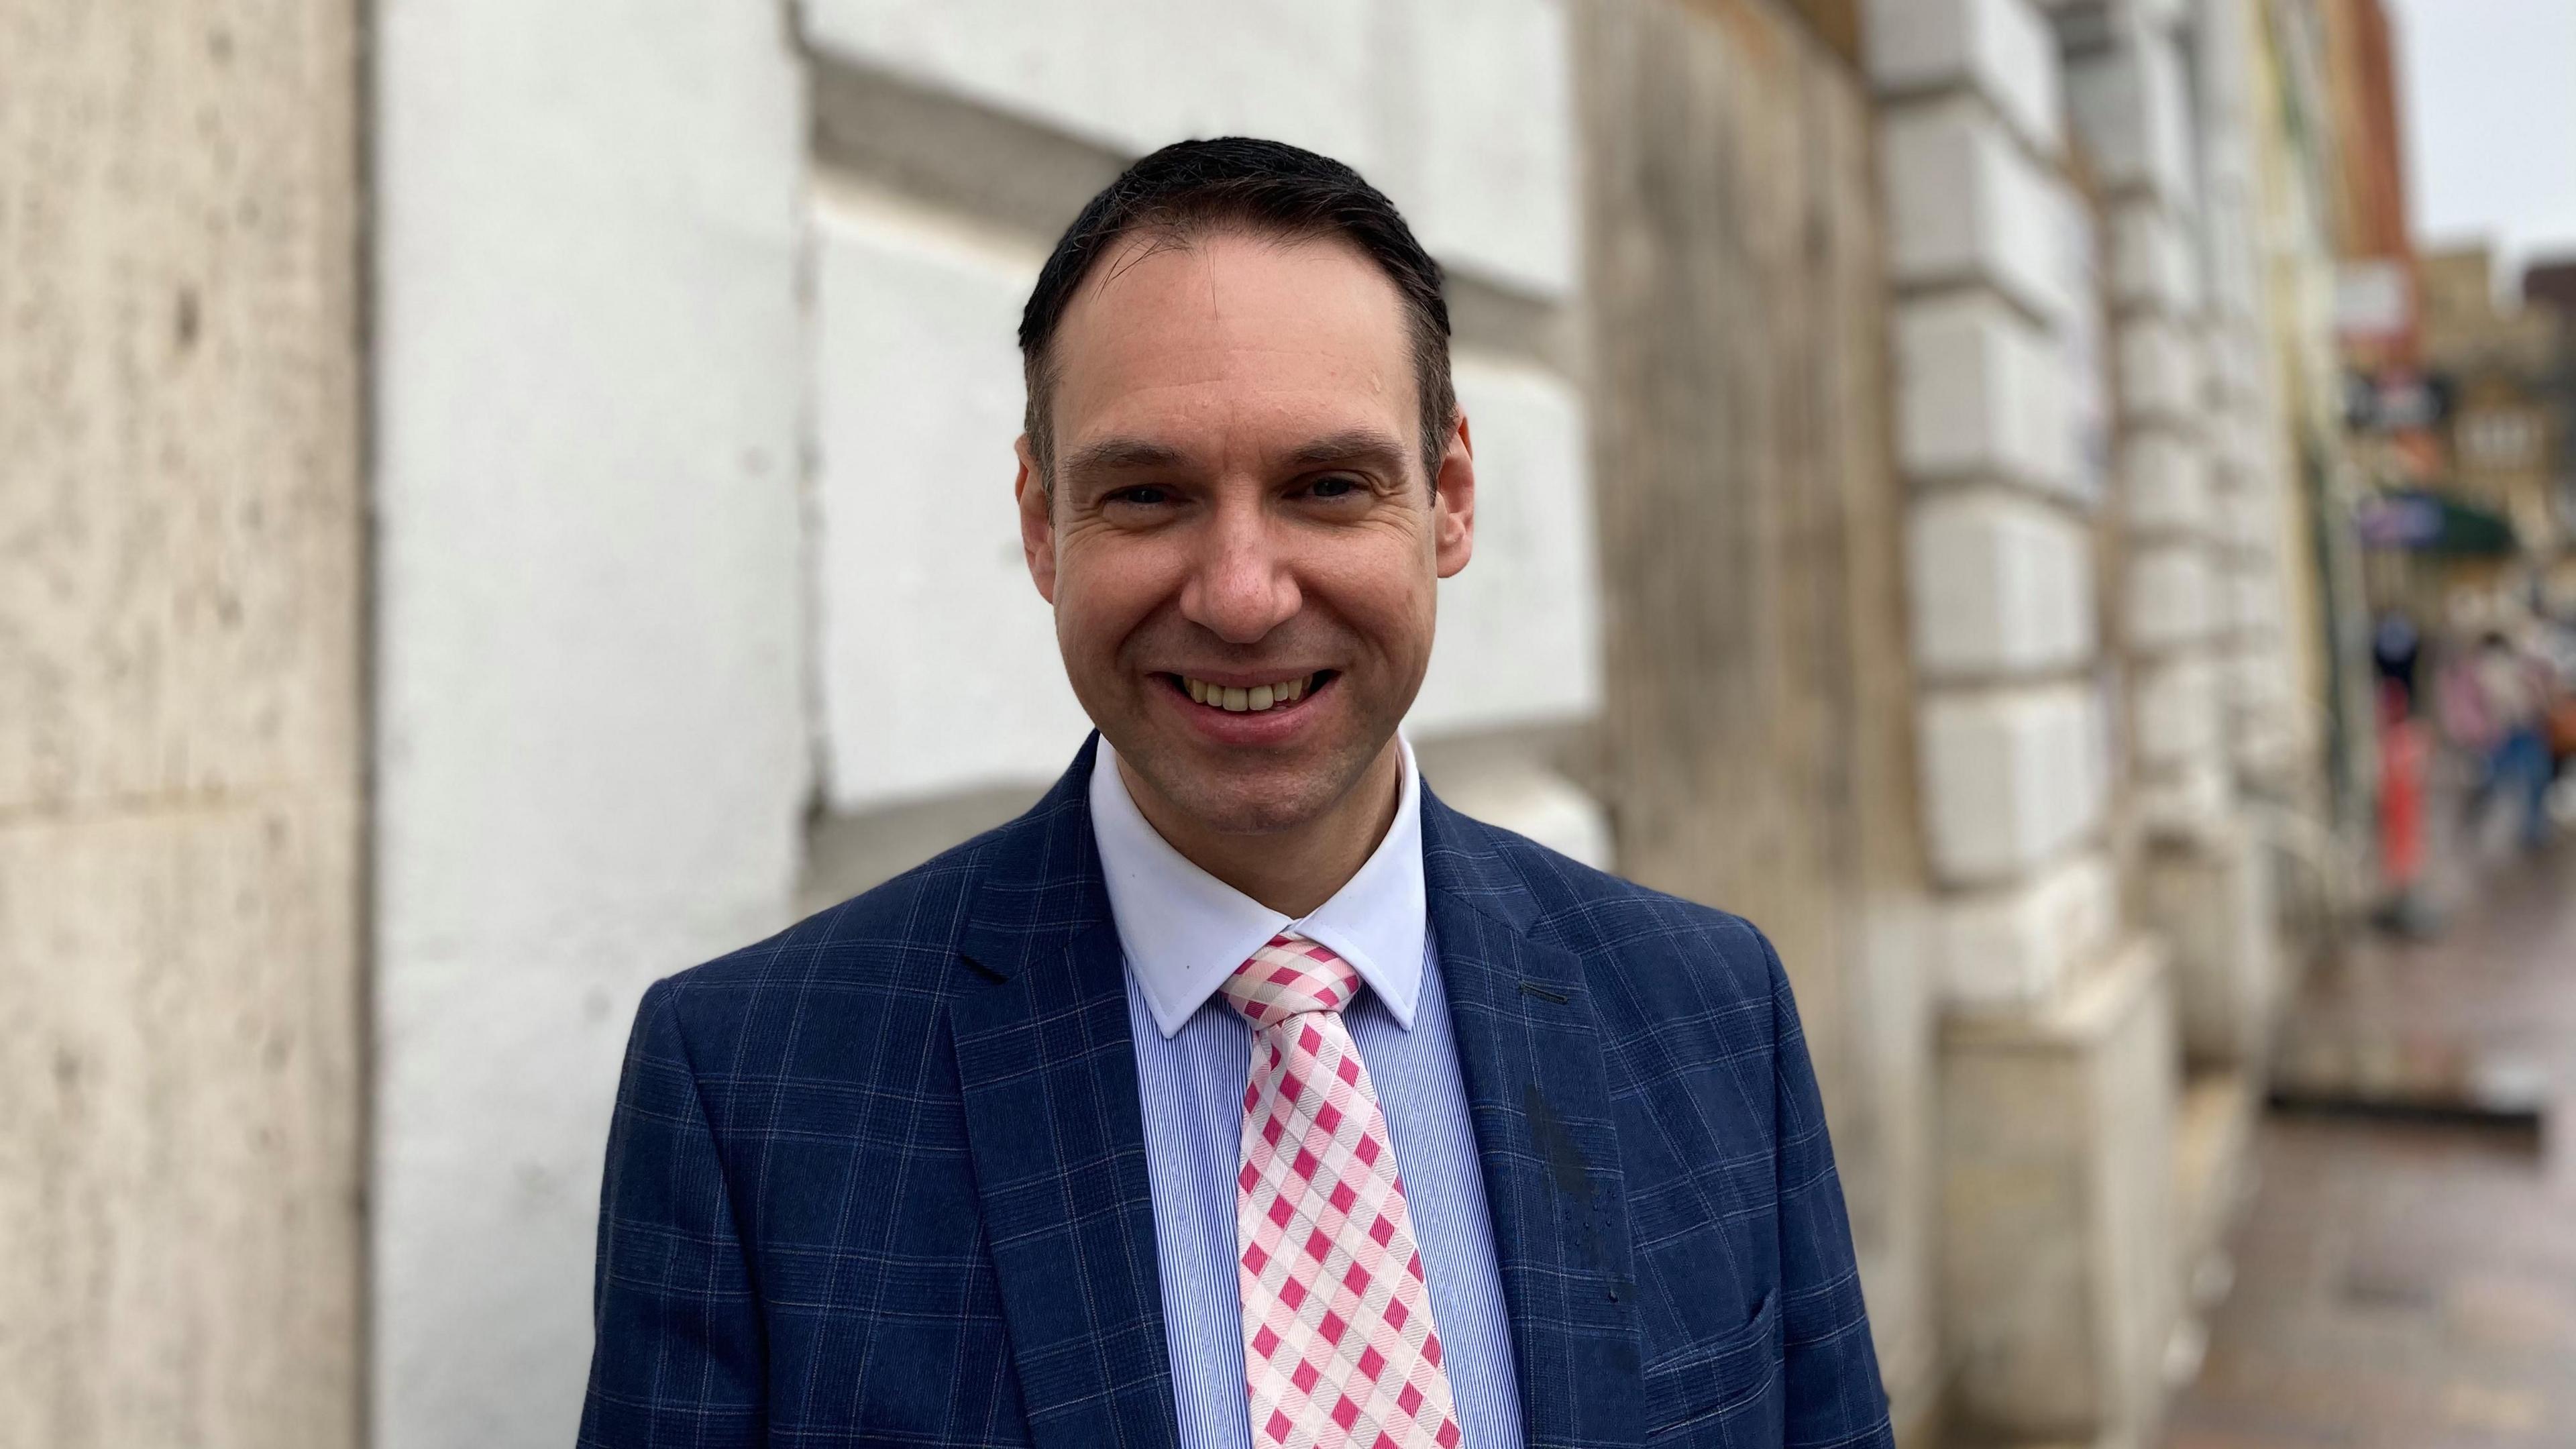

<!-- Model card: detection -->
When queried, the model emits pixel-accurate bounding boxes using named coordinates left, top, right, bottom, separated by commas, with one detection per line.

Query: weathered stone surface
left=2064, top=23, right=2196, bottom=209
left=0, top=2, right=366, bottom=1443
left=2123, top=431, right=2215, bottom=536
left=1909, top=489, right=2097, bottom=678
left=1919, top=684, right=2108, bottom=885
left=2118, top=314, right=2206, bottom=423
left=2108, top=197, right=2201, bottom=314
left=1578, top=0, right=1940, bottom=1421
left=1896, top=292, right=2079, bottom=494
left=2133, top=653, right=2224, bottom=767
left=1941, top=936, right=2180, bottom=1447
left=1862, top=0, right=2062, bottom=156
left=2139, top=824, right=2278, bottom=1069
left=1933, top=848, right=2118, bottom=1007
left=0, top=804, right=364, bottom=1449
left=1880, top=96, right=2077, bottom=324
left=2125, top=543, right=2219, bottom=651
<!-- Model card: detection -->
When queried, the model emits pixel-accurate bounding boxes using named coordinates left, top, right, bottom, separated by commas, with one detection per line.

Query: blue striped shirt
left=1092, top=738, right=1524, bottom=1448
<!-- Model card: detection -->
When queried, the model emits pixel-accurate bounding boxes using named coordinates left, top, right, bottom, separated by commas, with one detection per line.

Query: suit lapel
left=1423, top=790, right=1646, bottom=1448
left=950, top=737, right=1180, bottom=1449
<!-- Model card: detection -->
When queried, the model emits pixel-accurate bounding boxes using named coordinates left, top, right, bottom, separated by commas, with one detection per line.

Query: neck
left=1117, top=742, right=1405, bottom=918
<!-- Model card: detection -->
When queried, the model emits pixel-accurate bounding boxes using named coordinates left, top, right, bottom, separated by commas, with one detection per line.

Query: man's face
left=1016, top=229, right=1475, bottom=837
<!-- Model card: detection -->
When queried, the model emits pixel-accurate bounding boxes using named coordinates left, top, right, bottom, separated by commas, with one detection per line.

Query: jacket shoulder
left=654, top=820, right=1011, bottom=1010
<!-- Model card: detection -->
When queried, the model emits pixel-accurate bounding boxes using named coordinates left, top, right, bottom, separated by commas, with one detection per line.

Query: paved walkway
left=2164, top=842, right=2576, bottom=1449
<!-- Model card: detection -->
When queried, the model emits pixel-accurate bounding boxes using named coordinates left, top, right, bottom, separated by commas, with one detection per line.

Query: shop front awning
left=2355, top=489, right=2520, bottom=555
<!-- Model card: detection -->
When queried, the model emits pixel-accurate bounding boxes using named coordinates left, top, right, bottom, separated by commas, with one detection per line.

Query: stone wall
left=1866, top=0, right=2192, bottom=1442
left=0, top=1, right=367, bottom=1444
left=1575, top=0, right=1940, bottom=1432
left=369, top=5, right=812, bottom=1442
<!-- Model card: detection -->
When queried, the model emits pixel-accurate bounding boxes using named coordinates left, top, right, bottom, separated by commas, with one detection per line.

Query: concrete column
left=0, top=2, right=367, bottom=1444
left=1867, top=0, right=2184, bottom=1441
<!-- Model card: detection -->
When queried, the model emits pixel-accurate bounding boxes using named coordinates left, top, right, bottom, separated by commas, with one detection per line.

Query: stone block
left=2139, top=825, right=2278, bottom=1068
left=1920, top=684, right=2106, bottom=886
left=2172, top=1070, right=2258, bottom=1309
left=2125, top=543, right=2217, bottom=651
left=801, top=0, right=1577, bottom=298
left=2133, top=654, right=2222, bottom=766
left=2121, top=431, right=2212, bottom=535
left=1934, top=849, right=2119, bottom=1008
left=810, top=185, right=1094, bottom=812
left=2207, top=321, right=2267, bottom=405
left=1909, top=491, right=2097, bottom=678
left=2107, top=198, right=2200, bottom=314
left=2214, top=476, right=2277, bottom=552
left=1941, top=936, right=2179, bottom=1448
left=1863, top=0, right=2063, bottom=157
left=2064, top=25, right=2196, bottom=209
left=2222, top=569, right=2279, bottom=639
left=1411, top=354, right=1603, bottom=735
left=1896, top=293, right=2078, bottom=496
left=2117, top=315, right=2203, bottom=422
left=2135, top=757, right=2235, bottom=841
left=1882, top=97, right=2076, bottom=324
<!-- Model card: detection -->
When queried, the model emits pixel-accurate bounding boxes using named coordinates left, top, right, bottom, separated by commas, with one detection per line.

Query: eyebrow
left=1281, top=429, right=1409, bottom=474
left=1060, top=428, right=1411, bottom=488
left=1060, top=437, right=1189, bottom=484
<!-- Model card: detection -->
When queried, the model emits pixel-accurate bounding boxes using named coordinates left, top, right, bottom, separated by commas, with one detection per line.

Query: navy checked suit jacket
left=580, top=737, right=1893, bottom=1448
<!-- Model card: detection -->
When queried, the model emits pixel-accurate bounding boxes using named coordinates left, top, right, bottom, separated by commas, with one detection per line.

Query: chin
left=1152, top=761, right=1346, bottom=837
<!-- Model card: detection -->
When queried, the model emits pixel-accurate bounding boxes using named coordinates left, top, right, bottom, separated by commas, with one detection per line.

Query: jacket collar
left=951, top=737, right=1644, bottom=1449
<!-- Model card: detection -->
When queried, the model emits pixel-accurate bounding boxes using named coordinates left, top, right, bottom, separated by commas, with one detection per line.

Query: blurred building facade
left=2, top=2, right=2400, bottom=1447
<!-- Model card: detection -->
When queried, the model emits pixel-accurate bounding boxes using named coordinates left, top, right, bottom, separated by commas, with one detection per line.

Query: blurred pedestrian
left=2472, top=631, right=2554, bottom=849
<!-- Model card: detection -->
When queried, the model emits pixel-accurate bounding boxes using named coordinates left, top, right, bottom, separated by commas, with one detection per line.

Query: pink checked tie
left=1221, top=934, right=1462, bottom=1449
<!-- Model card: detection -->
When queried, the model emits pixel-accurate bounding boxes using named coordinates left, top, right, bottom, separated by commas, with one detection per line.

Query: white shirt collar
left=1089, top=733, right=1428, bottom=1039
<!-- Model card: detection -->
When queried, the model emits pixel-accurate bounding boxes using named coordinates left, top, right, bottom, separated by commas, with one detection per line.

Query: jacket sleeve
left=1765, top=936, right=1897, bottom=1449
left=578, top=979, right=767, bottom=1448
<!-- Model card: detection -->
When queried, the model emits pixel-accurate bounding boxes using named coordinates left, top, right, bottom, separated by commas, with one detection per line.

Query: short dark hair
left=1017, top=137, right=1455, bottom=488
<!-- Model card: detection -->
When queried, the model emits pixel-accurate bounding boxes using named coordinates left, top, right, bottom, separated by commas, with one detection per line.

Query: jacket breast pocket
left=1641, top=1288, right=1782, bottom=1443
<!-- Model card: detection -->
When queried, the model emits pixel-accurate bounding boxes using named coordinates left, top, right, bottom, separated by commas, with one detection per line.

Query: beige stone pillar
left=0, top=3, right=367, bottom=1445
left=1866, top=0, right=2187, bottom=1442
left=1578, top=1, right=1941, bottom=1436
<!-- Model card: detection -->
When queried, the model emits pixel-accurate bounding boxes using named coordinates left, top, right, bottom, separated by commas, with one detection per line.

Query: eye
left=1107, top=484, right=1175, bottom=507
left=1305, top=474, right=1365, bottom=500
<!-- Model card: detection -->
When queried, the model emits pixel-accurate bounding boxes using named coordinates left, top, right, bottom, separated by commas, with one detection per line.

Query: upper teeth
left=1183, top=674, right=1313, bottom=712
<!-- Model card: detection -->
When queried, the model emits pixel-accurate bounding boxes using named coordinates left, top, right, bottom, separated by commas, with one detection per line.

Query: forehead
left=1045, top=228, right=1415, bottom=461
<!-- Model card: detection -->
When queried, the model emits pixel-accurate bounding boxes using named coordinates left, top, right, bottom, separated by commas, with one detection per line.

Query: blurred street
left=2169, top=840, right=2576, bottom=1449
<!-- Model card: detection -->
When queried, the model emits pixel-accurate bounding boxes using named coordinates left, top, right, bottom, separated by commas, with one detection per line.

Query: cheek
left=1053, top=533, right=1177, bottom=663
left=1307, top=544, right=1438, bottom=663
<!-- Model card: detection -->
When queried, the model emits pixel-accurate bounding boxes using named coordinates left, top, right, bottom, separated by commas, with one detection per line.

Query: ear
left=1014, top=434, right=1059, bottom=605
left=1432, top=411, right=1475, bottom=580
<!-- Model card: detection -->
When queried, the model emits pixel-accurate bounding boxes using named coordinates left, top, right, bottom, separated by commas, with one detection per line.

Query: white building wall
left=371, top=4, right=811, bottom=1445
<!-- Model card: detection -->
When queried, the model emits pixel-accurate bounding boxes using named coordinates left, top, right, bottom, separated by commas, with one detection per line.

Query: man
left=581, top=138, right=1890, bottom=1449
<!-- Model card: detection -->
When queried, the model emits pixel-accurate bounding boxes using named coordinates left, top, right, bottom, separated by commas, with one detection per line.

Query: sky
left=2384, top=0, right=2576, bottom=278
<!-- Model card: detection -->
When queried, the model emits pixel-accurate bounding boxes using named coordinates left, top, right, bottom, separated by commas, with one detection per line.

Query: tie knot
left=1220, top=934, right=1360, bottom=1030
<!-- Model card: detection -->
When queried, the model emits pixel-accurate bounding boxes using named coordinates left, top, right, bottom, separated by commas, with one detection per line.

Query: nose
left=1179, top=492, right=1301, bottom=645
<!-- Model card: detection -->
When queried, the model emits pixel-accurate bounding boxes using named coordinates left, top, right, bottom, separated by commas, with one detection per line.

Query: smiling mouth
left=1165, top=670, right=1335, bottom=714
